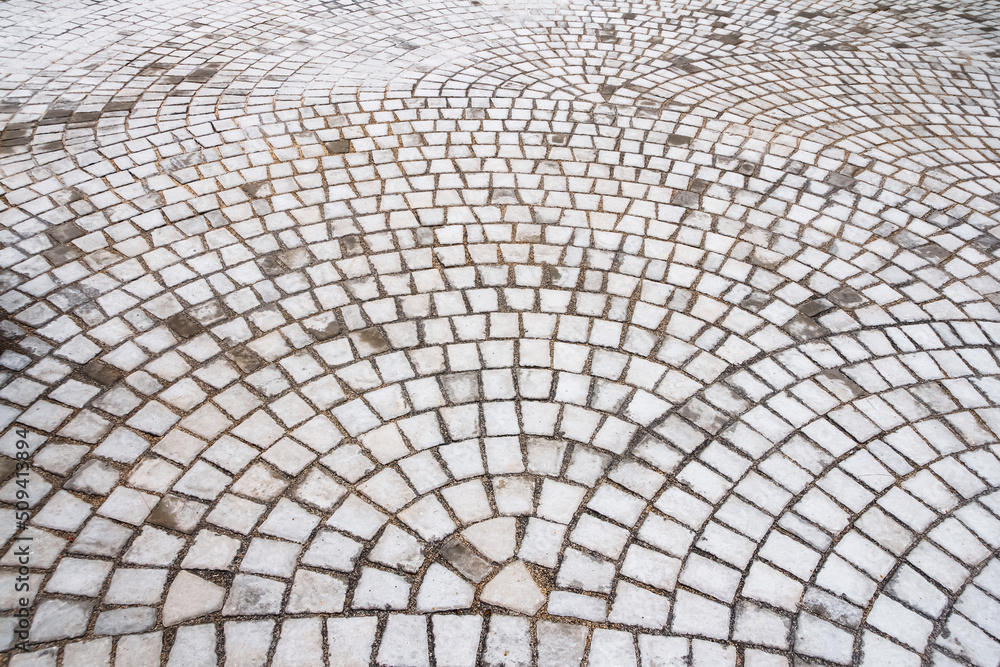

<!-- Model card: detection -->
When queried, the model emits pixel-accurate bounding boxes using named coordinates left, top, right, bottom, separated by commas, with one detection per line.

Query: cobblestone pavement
left=1, top=0, right=1000, bottom=664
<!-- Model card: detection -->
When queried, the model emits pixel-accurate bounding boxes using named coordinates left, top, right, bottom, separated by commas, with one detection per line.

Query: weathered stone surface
left=2, top=0, right=1000, bottom=662
left=480, top=561, right=546, bottom=615
left=162, top=572, right=225, bottom=626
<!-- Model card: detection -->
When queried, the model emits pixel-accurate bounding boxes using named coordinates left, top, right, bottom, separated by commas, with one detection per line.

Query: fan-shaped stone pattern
left=2, top=0, right=1000, bottom=664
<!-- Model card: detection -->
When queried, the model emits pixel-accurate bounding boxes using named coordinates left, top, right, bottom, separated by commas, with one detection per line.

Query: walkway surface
left=1, top=0, right=1000, bottom=664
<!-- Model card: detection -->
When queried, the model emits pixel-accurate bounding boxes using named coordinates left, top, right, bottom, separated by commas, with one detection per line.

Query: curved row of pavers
left=4, top=327, right=999, bottom=629
left=4, top=143, right=1000, bottom=397
left=6, top=115, right=999, bottom=446
left=3, top=0, right=1000, bottom=143
left=1, top=105, right=1000, bottom=612
left=6, top=341, right=1000, bottom=665
left=5, top=85, right=1000, bottom=244
left=7, top=618, right=758, bottom=666
left=1, top=5, right=1000, bottom=667
left=0, top=130, right=996, bottom=664
left=4, top=237, right=999, bottom=453
left=4, top=106, right=1000, bottom=344
left=1, top=107, right=1000, bottom=664
left=13, top=26, right=1000, bottom=171
left=3, top=74, right=996, bottom=612
left=666, top=384, right=1000, bottom=665
left=11, top=41, right=1000, bottom=132
left=5, top=263, right=1000, bottom=466
left=2, top=11, right=999, bottom=218
left=6, top=0, right=998, bottom=103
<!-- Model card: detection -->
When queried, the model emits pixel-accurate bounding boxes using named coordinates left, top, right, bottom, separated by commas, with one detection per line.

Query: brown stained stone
left=148, top=494, right=209, bottom=533
left=740, top=292, right=770, bottom=313
left=816, top=369, right=865, bottom=401
left=799, top=298, right=834, bottom=317
left=827, top=287, right=866, bottom=309
left=82, top=360, right=123, bottom=386
left=785, top=314, right=827, bottom=341
left=48, top=222, right=85, bottom=244
left=303, top=315, right=342, bottom=341
left=324, top=139, right=351, bottom=154
left=166, top=313, right=203, bottom=339
left=43, top=244, right=82, bottom=266
left=257, top=255, right=283, bottom=276
left=278, top=248, right=312, bottom=269
left=226, top=346, right=263, bottom=373
left=240, top=181, right=270, bottom=198
left=0, top=457, right=15, bottom=484
left=102, top=100, right=134, bottom=112
left=826, top=171, right=857, bottom=189
left=912, top=243, right=951, bottom=263
left=350, top=327, right=389, bottom=355
left=341, top=235, right=363, bottom=256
